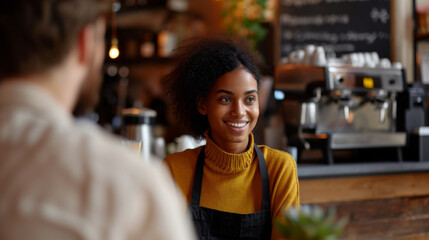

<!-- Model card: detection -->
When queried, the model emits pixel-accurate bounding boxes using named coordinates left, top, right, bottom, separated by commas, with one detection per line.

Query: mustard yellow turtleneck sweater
left=163, top=133, right=300, bottom=239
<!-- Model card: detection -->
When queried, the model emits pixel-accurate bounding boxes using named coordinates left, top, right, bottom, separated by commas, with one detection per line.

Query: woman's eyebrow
left=215, top=89, right=233, bottom=95
left=245, top=90, right=258, bottom=94
left=215, top=89, right=258, bottom=95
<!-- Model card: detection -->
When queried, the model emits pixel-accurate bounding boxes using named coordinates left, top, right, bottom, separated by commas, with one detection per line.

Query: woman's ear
left=197, top=97, right=207, bottom=115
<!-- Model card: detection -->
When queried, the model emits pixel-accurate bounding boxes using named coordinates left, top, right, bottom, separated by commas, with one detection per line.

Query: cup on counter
left=121, top=140, right=143, bottom=155
left=378, top=58, right=392, bottom=68
left=357, top=53, right=365, bottom=67
left=371, top=52, right=380, bottom=65
left=311, top=46, right=327, bottom=66
left=288, top=50, right=304, bottom=64
left=364, top=52, right=376, bottom=68
left=153, top=137, right=166, bottom=159
left=392, top=62, right=403, bottom=69
left=303, top=45, right=316, bottom=65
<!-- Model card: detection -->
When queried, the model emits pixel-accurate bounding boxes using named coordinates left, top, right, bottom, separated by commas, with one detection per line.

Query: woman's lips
left=224, top=121, right=249, bottom=132
left=225, top=122, right=247, bottom=128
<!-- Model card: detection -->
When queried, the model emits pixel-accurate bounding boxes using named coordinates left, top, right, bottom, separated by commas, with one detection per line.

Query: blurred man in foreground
left=0, top=1, right=195, bottom=239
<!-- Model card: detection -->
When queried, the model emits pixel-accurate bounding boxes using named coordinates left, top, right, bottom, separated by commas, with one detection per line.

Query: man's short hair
left=0, top=0, right=109, bottom=77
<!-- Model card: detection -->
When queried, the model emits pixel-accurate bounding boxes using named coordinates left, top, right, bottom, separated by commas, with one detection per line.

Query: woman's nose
left=231, top=101, right=245, bottom=117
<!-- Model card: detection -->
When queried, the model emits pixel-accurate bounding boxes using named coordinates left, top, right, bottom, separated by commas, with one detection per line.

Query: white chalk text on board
left=280, top=0, right=391, bottom=58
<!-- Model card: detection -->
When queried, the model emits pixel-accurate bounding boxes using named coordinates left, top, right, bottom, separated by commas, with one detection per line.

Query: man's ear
left=197, top=97, right=207, bottom=115
left=76, top=24, right=94, bottom=64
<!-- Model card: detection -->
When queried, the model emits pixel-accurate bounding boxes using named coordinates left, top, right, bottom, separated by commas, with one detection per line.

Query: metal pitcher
left=121, top=107, right=157, bottom=162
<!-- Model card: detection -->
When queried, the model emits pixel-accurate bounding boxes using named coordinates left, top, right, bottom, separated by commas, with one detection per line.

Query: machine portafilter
left=299, top=88, right=322, bottom=150
left=330, top=89, right=354, bottom=122
left=367, top=90, right=390, bottom=123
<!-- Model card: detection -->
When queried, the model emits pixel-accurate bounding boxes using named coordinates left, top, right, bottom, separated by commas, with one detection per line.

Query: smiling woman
left=162, top=37, right=300, bottom=240
left=197, top=66, right=259, bottom=154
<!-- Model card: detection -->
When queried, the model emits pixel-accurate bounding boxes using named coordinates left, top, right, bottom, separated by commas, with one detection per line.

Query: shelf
left=415, top=33, right=429, bottom=41
left=298, top=161, right=429, bottom=179
left=104, top=57, right=173, bottom=66
left=105, top=7, right=206, bottom=67
left=117, top=5, right=166, bottom=14
left=116, top=0, right=167, bottom=13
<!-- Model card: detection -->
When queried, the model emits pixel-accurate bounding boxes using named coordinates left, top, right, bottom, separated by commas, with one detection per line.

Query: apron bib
left=190, top=144, right=271, bottom=240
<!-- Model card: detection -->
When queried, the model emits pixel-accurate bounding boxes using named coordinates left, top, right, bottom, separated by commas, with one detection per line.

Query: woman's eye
left=246, top=96, right=256, bottom=102
left=220, top=97, right=231, bottom=103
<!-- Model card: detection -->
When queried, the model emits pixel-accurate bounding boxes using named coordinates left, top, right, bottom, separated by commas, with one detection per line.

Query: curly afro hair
left=162, top=37, right=261, bottom=140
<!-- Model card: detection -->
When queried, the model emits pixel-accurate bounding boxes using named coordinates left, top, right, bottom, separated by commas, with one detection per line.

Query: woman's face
left=198, top=66, right=259, bottom=153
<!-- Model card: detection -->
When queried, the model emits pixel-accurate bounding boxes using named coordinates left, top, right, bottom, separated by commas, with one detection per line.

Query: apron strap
left=191, top=146, right=205, bottom=206
left=191, top=143, right=271, bottom=211
left=255, top=145, right=270, bottom=210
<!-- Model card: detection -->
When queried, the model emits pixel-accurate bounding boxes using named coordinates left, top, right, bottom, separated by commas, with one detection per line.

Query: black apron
left=190, top=144, right=272, bottom=240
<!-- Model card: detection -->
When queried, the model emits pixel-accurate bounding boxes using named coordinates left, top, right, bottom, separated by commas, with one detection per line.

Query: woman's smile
left=225, top=121, right=248, bottom=128
left=224, top=121, right=249, bottom=133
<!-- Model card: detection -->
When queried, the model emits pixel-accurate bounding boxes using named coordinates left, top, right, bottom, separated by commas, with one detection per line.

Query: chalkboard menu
left=280, top=0, right=391, bottom=59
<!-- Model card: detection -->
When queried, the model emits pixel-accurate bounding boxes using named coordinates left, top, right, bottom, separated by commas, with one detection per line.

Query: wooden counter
left=300, top=172, right=429, bottom=239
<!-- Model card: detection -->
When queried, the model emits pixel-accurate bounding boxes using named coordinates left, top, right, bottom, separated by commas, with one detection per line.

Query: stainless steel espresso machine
left=274, top=64, right=407, bottom=164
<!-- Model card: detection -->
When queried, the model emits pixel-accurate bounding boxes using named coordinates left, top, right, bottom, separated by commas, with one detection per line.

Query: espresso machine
left=274, top=64, right=407, bottom=164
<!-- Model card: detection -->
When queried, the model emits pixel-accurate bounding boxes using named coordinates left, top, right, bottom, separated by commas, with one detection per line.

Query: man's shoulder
left=0, top=112, right=169, bottom=207
left=0, top=106, right=158, bottom=187
left=65, top=119, right=149, bottom=171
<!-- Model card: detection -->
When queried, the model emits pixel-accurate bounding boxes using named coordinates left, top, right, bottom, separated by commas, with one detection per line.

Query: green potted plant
left=275, top=205, right=348, bottom=240
left=221, top=0, right=276, bottom=49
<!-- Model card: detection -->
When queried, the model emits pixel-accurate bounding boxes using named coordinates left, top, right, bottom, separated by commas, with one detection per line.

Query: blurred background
left=97, top=0, right=278, bottom=145
left=86, top=0, right=429, bottom=239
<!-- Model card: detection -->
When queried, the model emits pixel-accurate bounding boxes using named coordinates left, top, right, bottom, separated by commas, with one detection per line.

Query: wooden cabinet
left=301, top=172, right=429, bottom=239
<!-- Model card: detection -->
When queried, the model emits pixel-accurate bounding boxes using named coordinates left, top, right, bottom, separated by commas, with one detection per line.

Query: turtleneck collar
left=203, top=131, right=255, bottom=174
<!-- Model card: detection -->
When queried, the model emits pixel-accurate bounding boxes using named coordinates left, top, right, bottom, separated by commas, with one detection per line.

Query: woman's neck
left=207, top=131, right=250, bottom=154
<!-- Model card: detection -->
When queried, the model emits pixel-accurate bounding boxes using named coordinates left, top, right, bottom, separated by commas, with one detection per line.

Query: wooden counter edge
left=300, top=172, right=429, bottom=204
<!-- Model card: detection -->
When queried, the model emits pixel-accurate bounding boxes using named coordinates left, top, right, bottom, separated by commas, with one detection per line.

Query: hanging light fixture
left=109, top=0, right=120, bottom=59
left=109, top=38, right=119, bottom=59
